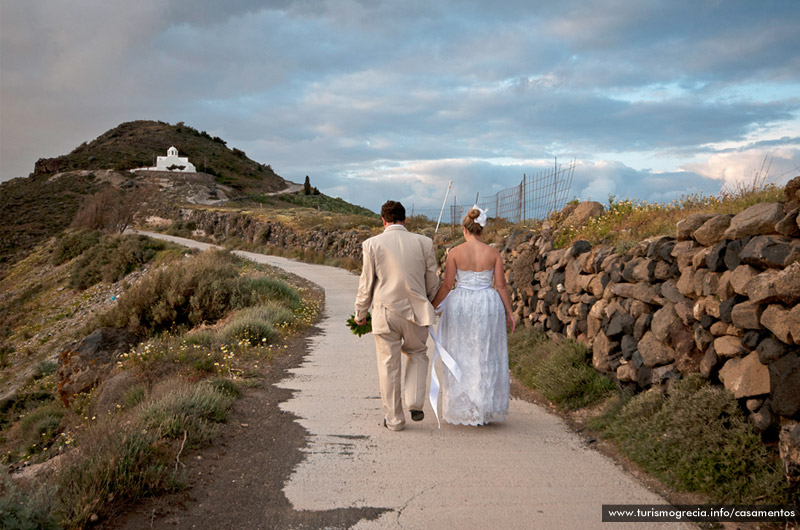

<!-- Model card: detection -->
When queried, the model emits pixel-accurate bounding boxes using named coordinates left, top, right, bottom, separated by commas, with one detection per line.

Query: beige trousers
left=373, top=309, right=429, bottom=430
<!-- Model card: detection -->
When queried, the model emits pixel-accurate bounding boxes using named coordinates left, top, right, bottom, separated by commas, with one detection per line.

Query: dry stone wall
left=503, top=180, right=800, bottom=483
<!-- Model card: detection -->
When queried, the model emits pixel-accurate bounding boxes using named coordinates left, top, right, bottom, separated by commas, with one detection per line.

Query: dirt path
left=118, top=231, right=692, bottom=529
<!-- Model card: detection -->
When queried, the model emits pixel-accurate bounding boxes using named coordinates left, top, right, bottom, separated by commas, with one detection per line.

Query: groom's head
left=381, top=200, right=406, bottom=225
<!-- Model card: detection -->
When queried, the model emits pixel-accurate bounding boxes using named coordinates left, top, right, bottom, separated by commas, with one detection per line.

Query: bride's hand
left=506, top=314, right=516, bottom=334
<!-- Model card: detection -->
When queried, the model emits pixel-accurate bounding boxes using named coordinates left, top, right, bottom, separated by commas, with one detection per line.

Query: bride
left=432, top=207, right=515, bottom=426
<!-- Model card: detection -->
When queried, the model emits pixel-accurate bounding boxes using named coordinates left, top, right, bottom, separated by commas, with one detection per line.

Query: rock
left=785, top=176, right=800, bottom=206
left=716, top=270, right=734, bottom=300
left=692, top=248, right=712, bottom=270
left=724, top=202, right=784, bottom=239
left=785, top=241, right=800, bottom=267
left=588, top=273, right=609, bottom=298
left=700, top=344, right=720, bottom=378
left=630, top=258, right=656, bottom=282
left=750, top=407, right=774, bottom=432
left=564, top=260, right=582, bottom=294
left=621, top=335, right=638, bottom=360
left=789, top=305, right=800, bottom=346
left=741, top=330, right=761, bottom=350
left=654, top=260, right=678, bottom=280
left=673, top=328, right=702, bottom=375
left=744, top=268, right=780, bottom=303
left=562, top=201, right=605, bottom=229
left=633, top=313, right=651, bottom=341
left=723, top=237, right=747, bottom=270
left=774, top=262, right=800, bottom=305
left=740, top=235, right=794, bottom=269
left=775, top=205, right=800, bottom=237
left=729, top=264, right=758, bottom=296
left=616, top=362, right=638, bottom=382
left=651, top=304, right=676, bottom=342
left=652, top=364, right=681, bottom=385
left=632, top=283, right=660, bottom=304
left=672, top=240, right=701, bottom=268
left=761, top=304, right=794, bottom=344
left=92, top=370, right=141, bottom=416
left=718, top=296, right=737, bottom=324
left=770, top=354, right=800, bottom=417
left=779, top=419, right=800, bottom=488
left=676, top=269, right=695, bottom=297
left=610, top=283, right=635, bottom=299
left=57, top=328, right=140, bottom=407
left=638, top=331, right=675, bottom=367
left=746, top=398, right=764, bottom=412
left=694, top=324, right=715, bottom=351
left=730, top=301, right=764, bottom=330
left=606, top=312, right=635, bottom=338
left=677, top=213, right=715, bottom=240
left=705, top=240, right=727, bottom=272
left=756, top=337, right=789, bottom=364
left=719, top=351, right=770, bottom=398
left=693, top=214, right=733, bottom=246
left=592, top=331, right=619, bottom=372
left=709, top=321, right=728, bottom=336
left=713, top=335, right=749, bottom=358
left=568, top=240, right=592, bottom=257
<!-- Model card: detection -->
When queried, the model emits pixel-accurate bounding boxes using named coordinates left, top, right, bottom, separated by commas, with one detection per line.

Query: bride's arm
left=432, top=250, right=456, bottom=308
left=493, top=251, right=516, bottom=332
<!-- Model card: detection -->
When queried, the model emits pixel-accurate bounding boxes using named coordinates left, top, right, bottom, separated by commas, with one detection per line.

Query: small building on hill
left=132, top=146, right=196, bottom=173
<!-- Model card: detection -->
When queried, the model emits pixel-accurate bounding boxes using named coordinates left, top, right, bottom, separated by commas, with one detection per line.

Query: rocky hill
left=32, top=120, right=286, bottom=194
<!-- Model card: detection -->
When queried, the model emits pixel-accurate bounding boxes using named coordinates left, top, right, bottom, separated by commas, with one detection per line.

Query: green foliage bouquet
left=346, top=314, right=372, bottom=337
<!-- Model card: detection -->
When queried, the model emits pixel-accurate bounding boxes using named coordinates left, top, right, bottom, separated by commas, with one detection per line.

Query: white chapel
left=133, top=146, right=196, bottom=173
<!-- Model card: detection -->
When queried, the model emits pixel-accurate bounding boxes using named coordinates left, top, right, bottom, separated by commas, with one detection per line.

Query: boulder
left=774, top=262, right=800, bottom=305
left=750, top=407, right=774, bottom=432
left=744, top=268, right=779, bottom=303
left=740, top=235, right=794, bottom=269
left=775, top=205, right=800, bottom=237
left=700, top=344, right=720, bottom=379
left=57, top=328, right=140, bottom=407
left=676, top=269, right=695, bottom=297
left=677, top=213, right=715, bottom=241
left=606, top=312, right=635, bottom=338
left=718, top=351, right=770, bottom=399
left=568, top=239, right=592, bottom=257
left=730, top=301, right=763, bottom=330
left=632, top=283, right=660, bottom=304
left=564, top=260, right=582, bottom=294
left=592, top=331, right=619, bottom=372
left=671, top=240, right=701, bottom=268
left=630, top=258, right=656, bottom=282
left=652, top=364, right=681, bottom=385
left=723, top=202, right=784, bottom=239
left=705, top=240, right=727, bottom=272
left=693, top=214, right=733, bottom=246
left=651, top=304, right=677, bottom=342
left=713, top=335, right=749, bottom=358
left=729, top=264, right=759, bottom=296
left=694, top=324, right=715, bottom=352
left=723, top=237, right=747, bottom=270
left=785, top=176, right=800, bottom=207
left=761, top=304, right=794, bottom=344
left=562, top=201, right=604, bottom=229
left=789, top=305, right=800, bottom=346
left=757, top=337, right=790, bottom=364
left=770, top=354, right=800, bottom=417
left=616, top=362, right=638, bottom=382
left=638, top=331, right=675, bottom=367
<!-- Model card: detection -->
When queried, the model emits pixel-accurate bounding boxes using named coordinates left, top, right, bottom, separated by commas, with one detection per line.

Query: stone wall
left=502, top=180, right=800, bottom=482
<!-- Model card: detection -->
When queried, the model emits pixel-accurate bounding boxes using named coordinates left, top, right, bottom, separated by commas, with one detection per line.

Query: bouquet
left=346, top=313, right=372, bottom=336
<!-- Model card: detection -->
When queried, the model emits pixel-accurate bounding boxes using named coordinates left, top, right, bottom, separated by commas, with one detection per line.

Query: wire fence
left=410, top=159, right=575, bottom=229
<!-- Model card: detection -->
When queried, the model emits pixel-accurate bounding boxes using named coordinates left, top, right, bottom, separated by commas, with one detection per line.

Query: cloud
left=683, top=147, right=800, bottom=190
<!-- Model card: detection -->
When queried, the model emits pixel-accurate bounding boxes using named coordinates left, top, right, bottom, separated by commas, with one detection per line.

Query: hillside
left=33, top=120, right=286, bottom=194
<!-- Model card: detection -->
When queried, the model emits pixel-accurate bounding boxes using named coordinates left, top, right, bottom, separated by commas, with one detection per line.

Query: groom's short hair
left=381, top=201, right=406, bottom=223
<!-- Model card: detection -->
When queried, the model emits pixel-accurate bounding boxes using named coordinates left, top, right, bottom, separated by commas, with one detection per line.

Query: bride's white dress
left=438, top=269, right=509, bottom=425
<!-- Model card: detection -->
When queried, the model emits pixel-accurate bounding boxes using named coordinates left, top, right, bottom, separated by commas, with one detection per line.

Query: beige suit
left=355, top=224, right=439, bottom=430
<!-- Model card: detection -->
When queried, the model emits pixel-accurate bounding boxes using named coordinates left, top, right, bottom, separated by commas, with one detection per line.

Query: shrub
left=138, top=380, right=232, bottom=445
left=220, top=303, right=295, bottom=345
left=69, top=233, right=166, bottom=290
left=244, top=276, right=302, bottom=310
left=50, top=230, right=101, bottom=265
left=508, top=327, right=614, bottom=410
left=594, top=376, right=793, bottom=504
left=0, top=472, right=59, bottom=530
left=17, top=403, right=65, bottom=456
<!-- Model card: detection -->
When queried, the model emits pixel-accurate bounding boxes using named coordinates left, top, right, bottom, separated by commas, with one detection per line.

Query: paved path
left=136, top=231, right=691, bottom=530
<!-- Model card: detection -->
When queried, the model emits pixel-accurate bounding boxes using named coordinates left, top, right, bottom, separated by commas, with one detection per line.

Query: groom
left=355, top=200, right=439, bottom=431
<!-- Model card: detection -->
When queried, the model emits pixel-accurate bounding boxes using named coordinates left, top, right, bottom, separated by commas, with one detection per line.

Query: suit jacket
left=355, top=224, right=439, bottom=334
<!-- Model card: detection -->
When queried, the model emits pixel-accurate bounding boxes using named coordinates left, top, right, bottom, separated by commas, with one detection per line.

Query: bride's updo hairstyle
left=463, top=208, right=484, bottom=236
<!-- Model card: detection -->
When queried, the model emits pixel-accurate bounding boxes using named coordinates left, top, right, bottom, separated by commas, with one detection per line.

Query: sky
left=1, top=0, right=799, bottom=214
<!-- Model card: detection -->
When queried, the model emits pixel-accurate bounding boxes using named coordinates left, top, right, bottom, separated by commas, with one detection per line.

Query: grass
left=590, top=375, right=794, bottom=504
left=553, top=184, right=785, bottom=251
left=508, top=326, right=615, bottom=410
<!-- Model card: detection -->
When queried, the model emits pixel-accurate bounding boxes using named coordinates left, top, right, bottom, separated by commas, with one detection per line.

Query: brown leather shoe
left=410, top=410, right=424, bottom=422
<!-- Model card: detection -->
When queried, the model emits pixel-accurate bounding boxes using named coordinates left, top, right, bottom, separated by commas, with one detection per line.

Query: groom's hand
left=355, top=318, right=367, bottom=326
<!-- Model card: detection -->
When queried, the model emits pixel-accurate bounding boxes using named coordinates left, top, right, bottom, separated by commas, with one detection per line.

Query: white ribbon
left=472, top=205, right=488, bottom=227
left=428, top=301, right=462, bottom=429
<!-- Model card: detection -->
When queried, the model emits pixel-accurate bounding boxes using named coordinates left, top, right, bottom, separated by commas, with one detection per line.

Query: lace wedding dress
left=438, top=269, right=509, bottom=425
